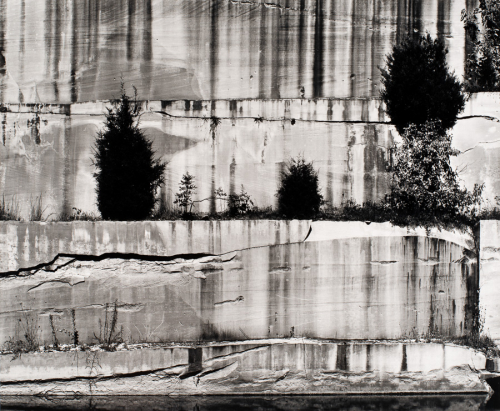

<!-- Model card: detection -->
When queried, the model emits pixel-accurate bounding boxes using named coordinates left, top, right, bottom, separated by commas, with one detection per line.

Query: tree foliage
left=380, top=34, right=465, bottom=135
left=462, top=1, right=500, bottom=91
left=277, top=157, right=323, bottom=219
left=93, top=87, right=166, bottom=220
left=387, top=121, right=483, bottom=228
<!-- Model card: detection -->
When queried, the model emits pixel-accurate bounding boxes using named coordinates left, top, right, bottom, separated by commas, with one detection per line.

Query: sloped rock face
left=0, top=341, right=490, bottom=395
left=0, top=221, right=477, bottom=345
left=0, top=0, right=467, bottom=103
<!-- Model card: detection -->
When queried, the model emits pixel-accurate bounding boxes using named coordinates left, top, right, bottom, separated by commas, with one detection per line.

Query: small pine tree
left=277, top=157, right=323, bottom=219
left=174, top=172, right=197, bottom=215
left=387, top=120, right=483, bottom=228
left=93, top=86, right=166, bottom=220
left=380, top=34, right=465, bottom=135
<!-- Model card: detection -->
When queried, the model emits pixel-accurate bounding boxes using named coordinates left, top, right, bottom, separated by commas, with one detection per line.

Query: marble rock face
left=0, top=0, right=467, bottom=103
left=0, top=221, right=477, bottom=345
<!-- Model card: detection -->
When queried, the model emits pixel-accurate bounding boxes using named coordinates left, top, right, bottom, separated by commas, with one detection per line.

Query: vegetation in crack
left=462, top=0, right=500, bottom=92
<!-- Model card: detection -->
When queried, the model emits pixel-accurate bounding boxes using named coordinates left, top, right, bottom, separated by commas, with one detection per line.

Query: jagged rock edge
left=0, top=223, right=314, bottom=278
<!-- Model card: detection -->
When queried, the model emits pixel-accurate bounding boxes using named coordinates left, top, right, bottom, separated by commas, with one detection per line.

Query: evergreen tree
left=93, top=87, right=166, bottom=220
left=381, top=34, right=465, bottom=135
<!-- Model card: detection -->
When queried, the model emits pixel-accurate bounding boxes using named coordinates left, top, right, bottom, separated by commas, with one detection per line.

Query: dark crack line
left=27, top=279, right=81, bottom=292
left=0, top=252, right=215, bottom=278
left=152, top=110, right=389, bottom=125
left=460, top=138, right=500, bottom=154
left=458, top=115, right=500, bottom=123
left=1, top=364, right=188, bottom=385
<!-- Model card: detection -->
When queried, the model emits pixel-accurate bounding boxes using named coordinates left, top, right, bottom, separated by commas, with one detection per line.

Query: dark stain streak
left=70, top=0, right=78, bottom=103
left=53, top=0, right=62, bottom=101
left=127, top=0, right=135, bottom=62
left=313, top=0, right=323, bottom=98
left=144, top=0, right=153, bottom=62
left=401, top=344, right=407, bottom=371
left=336, top=344, right=349, bottom=371
left=210, top=0, right=218, bottom=99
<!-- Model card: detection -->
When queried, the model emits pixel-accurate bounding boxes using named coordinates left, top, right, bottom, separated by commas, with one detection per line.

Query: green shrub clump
left=277, top=157, right=323, bottom=219
left=93, top=87, right=166, bottom=220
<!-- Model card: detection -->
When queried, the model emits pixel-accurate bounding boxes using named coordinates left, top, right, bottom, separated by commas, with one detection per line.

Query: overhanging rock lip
left=305, top=221, right=473, bottom=249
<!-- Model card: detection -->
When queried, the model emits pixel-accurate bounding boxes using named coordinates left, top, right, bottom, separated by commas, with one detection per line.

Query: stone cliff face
left=0, top=221, right=477, bottom=345
left=0, top=99, right=394, bottom=217
left=0, top=0, right=468, bottom=103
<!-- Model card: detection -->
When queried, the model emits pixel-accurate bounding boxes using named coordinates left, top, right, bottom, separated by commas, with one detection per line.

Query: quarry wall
left=0, top=221, right=477, bottom=346
left=1, top=93, right=500, bottom=218
left=0, top=0, right=470, bottom=103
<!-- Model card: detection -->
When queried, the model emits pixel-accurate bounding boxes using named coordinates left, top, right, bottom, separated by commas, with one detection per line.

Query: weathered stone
left=0, top=221, right=477, bottom=345
left=0, top=341, right=490, bottom=395
left=0, top=1, right=466, bottom=103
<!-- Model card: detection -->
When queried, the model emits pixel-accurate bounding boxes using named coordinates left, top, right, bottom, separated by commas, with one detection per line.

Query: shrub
left=462, top=1, right=500, bottom=91
left=227, top=186, right=254, bottom=216
left=276, top=157, right=323, bottom=219
left=92, top=86, right=166, bottom=220
left=387, top=120, right=483, bottom=229
left=380, top=34, right=465, bottom=135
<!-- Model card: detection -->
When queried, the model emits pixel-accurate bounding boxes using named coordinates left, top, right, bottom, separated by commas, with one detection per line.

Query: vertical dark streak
left=144, top=0, right=152, bottom=61
left=414, top=0, right=423, bottom=35
left=271, top=6, right=280, bottom=99
left=0, top=0, right=6, bottom=102
left=371, top=1, right=380, bottom=96
left=210, top=0, right=218, bottom=99
left=349, top=0, right=357, bottom=97
left=281, top=7, right=289, bottom=99
left=313, top=0, right=323, bottom=97
left=19, top=0, right=26, bottom=102
left=142, top=0, right=153, bottom=96
left=259, top=4, right=267, bottom=98
left=127, top=0, right=135, bottom=62
left=297, top=0, right=306, bottom=94
left=44, top=0, right=53, bottom=87
left=53, top=0, right=62, bottom=101
left=396, top=0, right=406, bottom=44
left=62, top=117, right=71, bottom=215
left=2, top=113, right=6, bottom=146
left=71, top=0, right=78, bottom=103
left=401, top=344, right=407, bottom=371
